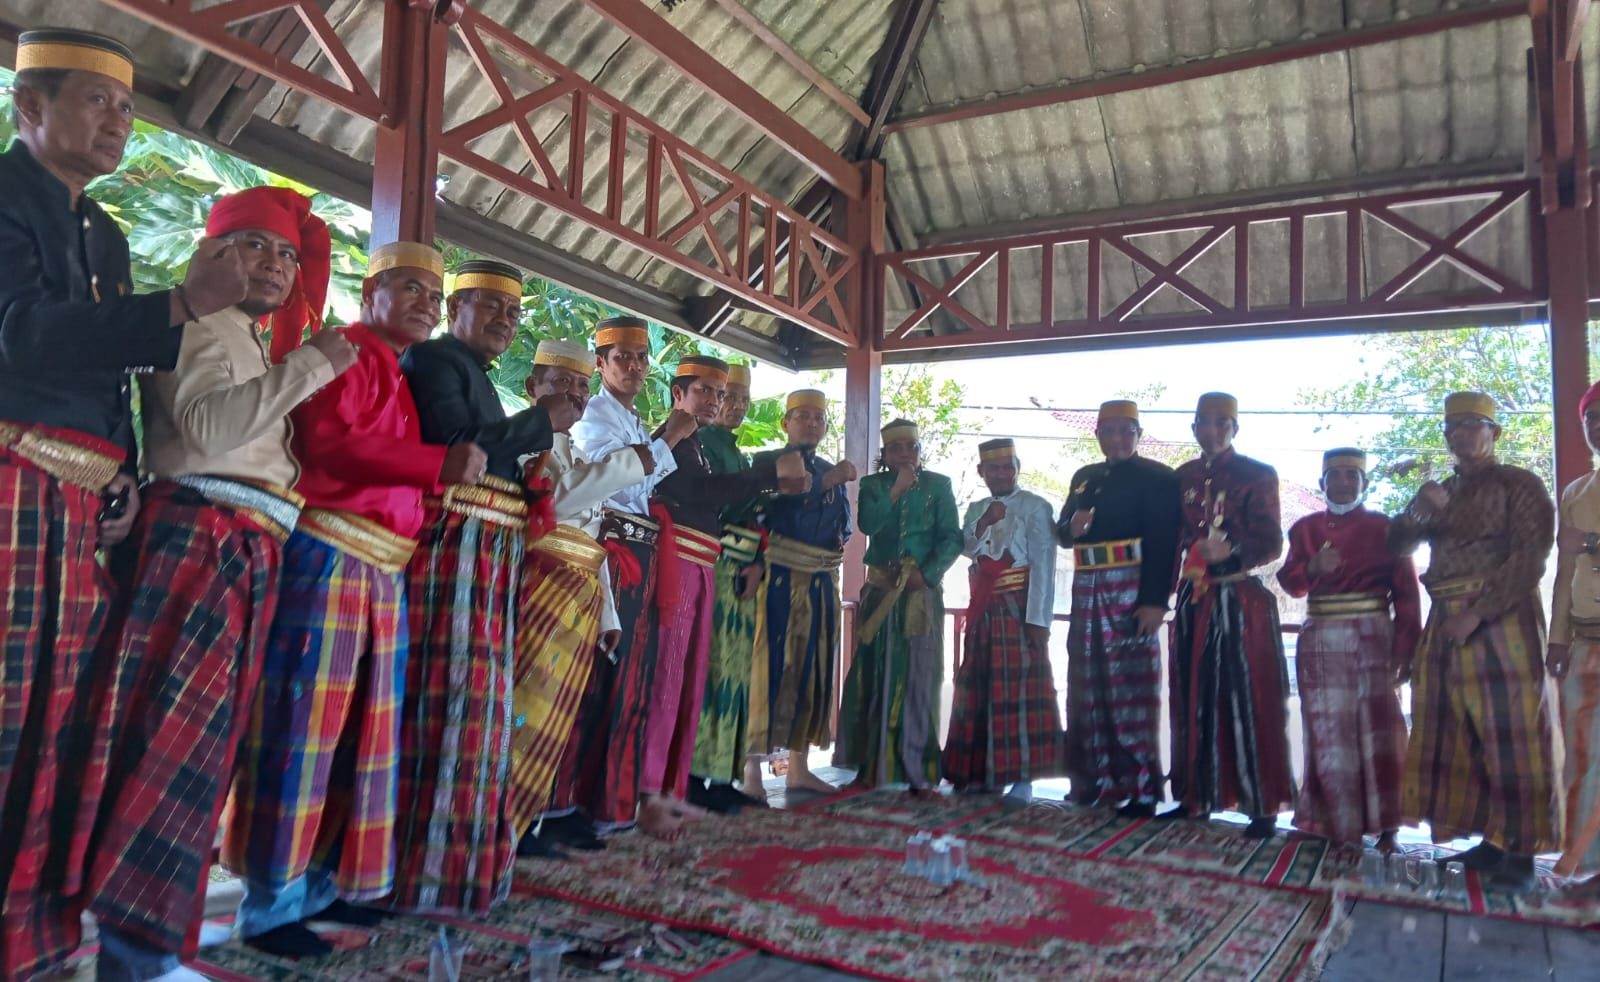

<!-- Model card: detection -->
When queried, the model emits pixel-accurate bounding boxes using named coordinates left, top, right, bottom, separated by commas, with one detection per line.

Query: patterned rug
left=802, top=789, right=1600, bottom=927
left=517, top=806, right=1332, bottom=981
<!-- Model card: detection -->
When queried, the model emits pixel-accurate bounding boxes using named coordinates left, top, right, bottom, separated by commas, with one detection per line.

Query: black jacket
left=400, top=333, right=552, bottom=481
left=0, top=141, right=181, bottom=467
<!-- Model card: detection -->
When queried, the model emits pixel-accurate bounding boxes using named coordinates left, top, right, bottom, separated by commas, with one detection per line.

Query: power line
left=961, top=405, right=1551, bottom=416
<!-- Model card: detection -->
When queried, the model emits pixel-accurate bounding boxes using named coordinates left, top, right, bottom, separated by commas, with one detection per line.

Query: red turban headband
left=1581, top=378, right=1600, bottom=424
left=205, top=186, right=331, bottom=363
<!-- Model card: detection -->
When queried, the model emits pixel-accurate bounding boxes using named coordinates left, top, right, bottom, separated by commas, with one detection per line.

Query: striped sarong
left=391, top=483, right=525, bottom=915
left=79, top=480, right=295, bottom=959
left=1561, top=638, right=1600, bottom=872
left=761, top=534, right=843, bottom=754
left=642, top=525, right=719, bottom=798
left=0, top=428, right=119, bottom=982
left=1292, top=600, right=1406, bottom=844
left=550, top=510, right=660, bottom=830
left=505, top=526, right=606, bottom=836
left=1065, top=561, right=1162, bottom=807
left=692, top=528, right=765, bottom=782
left=1404, top=577, right=1556, bottom=853
left=1170, top=575, right=1295, bottom=818
left=943, top=569, right=1062, bottom=788
left=220, top=511, right=412, bottom=903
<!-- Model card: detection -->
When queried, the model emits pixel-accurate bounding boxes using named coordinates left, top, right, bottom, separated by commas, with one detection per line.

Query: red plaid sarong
left=75, top=481, right=288, bottom=958
left=0, top=441, right=116, bottom=982
left=391, top=499, right=523, bottom=915
left=943, top=568, right=1063, bottom=788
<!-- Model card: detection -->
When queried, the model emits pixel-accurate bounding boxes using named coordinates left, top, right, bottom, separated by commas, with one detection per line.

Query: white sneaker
left=149, top=967, right=212, bottom=982
left=195, top=922, right=233, bottom=949
left=1003, top=781, right=1034, bottom=804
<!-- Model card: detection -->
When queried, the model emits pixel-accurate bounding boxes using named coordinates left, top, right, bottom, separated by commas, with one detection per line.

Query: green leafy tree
left=1298, top=326, right=1565, bottom=511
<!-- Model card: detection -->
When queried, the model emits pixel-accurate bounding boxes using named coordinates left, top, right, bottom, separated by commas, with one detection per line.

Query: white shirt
left=961, top=489, right=1057, bottom=628
left=570, top=385, right=677, bottom=515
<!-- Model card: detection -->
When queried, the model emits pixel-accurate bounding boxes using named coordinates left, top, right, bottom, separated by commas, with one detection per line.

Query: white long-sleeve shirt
left=962, top=489, right=1057, bottom=628
left=570, top=385, right=676, bottom=515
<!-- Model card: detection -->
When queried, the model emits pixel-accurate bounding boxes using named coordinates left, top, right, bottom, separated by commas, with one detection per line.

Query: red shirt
left=1278, top=505, right=1422, bottom=661
left=291, top=322, right=447, bottom=538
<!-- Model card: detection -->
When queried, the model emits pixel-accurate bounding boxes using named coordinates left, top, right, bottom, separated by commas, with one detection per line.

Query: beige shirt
left=140, top=307, right=335, bottom=488
left=529, top=432, right=648, bottom=633
left=1553, top=469, right=1600, bottom=643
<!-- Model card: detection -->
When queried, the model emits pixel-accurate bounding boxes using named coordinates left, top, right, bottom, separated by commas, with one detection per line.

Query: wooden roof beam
left=884, top=1, right=1527, bottom=134
left=856, top=0, right=938, bottom=158
left=701, top=0, right=869, bottom=125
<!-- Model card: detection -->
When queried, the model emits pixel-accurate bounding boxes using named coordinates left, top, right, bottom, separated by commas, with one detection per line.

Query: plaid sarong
left=391, top=501, right=522, bottom=915
left=505, top=527, right=606, bottom=836
left=78, top=481, right=290, bottom=960
left=220, top=521, right=409, bottom=901
left=1065, top=562, right=1162, bottom=807
left=691, top=538, right=766, bottom=782
left=1170, top=575, right=1295, bottom=818
left=549, top=511, right=660, bottom=830
left=641, top=535, right=718, bottom=798
left=1561, top=640, right=1600, bottom=872
left=1404, top=580, right=1556, bottom=853
left=943, top=570, right=1062, bottom=788
left=1293, top=608, right=1406, bottom=843
left=0, top=438, right=116, bottom=982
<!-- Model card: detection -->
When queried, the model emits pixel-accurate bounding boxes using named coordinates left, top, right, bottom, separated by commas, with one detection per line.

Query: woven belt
left=297, top=508, right=417, bottom=574
left=0, top=421, right=121, bottom=491
left=1073, top=537, right=1142, bottom=570
left=175, top=475, right=304, bottom=542
left=1570, top=616, right=1600, bottom=642
left=429, top=479, right=528, bottom=529
left=1308, top=591, right=1389, bottom=619
left=766, top=532, right=843, bottom=574
left=528, top=523, right=606, bottom=573
left=992, top=567, right=1029, bottom=593
left=671, top=525, right=722, bottom=569
left=602, top=508, right=659, bottom=547
left=719, top=524, right=762, bottom=564
left=1425, top=575, right=1485, bottom=601
left=866, top=564, right=899, bottom=590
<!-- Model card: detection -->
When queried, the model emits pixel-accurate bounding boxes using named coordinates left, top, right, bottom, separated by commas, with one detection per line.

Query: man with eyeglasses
left=390, top=259, right=579, bottom=915
left=1056, top=400, right=1181, bottom=818
left=1388, top=391, right=1556, bottom=892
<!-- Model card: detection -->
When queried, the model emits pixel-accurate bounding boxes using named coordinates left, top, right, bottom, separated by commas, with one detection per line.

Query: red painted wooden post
left=371, top=0, right=445, bottom=247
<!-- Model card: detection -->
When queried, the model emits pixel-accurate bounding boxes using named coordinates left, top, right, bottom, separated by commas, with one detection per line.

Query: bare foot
left=742, top=759, right=769, bottom=803
left=786, top=766, right=839, bottom=795
left=1564, top=873, right=1600, bottom=899
left=1376, top=830, right=1398, bottom=855
left=638, top=795, right=697, bottom=840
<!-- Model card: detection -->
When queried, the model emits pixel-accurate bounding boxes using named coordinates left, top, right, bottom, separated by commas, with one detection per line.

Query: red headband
left=1581, top=379, right=1600, bottom=424
left=206, top=186, right=331, bottom=362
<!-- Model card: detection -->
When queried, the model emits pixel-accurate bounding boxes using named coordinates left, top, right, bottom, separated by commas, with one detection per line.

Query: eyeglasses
left=1441, top=416, right=1494, bottom=434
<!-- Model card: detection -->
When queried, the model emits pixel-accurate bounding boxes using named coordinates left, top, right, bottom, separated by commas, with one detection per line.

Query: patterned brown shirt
left=1387, top=459, right=1554, bottom=621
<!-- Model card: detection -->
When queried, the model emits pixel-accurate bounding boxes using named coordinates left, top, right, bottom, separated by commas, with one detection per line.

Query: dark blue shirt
left=754, top=446, right=852, bottom=549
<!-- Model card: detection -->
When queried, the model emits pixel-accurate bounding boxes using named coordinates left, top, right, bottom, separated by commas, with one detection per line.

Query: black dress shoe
left=517, top=829, right=570, bottom=860
left=688, top=781, right=747, bottom=814
left=543, top=813, right=606, bottom=851
left=1117, top=801, right=1157, bottom=819
left=245, top=923, right=333, bottom=958
left=314, top=900, right=389, bottom=927
left=1454, top=841, right=1505, bottom=871
left=1243, top=817, right=1277, bottom=839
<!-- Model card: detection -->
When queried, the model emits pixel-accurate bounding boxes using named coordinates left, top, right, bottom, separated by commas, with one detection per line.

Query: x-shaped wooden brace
left=1367, top=190, right=1529, bottom=301
left=450, top=20, right=568, bottom=193
left=659, top=147, right=738, bottom=276
left=795, top=234, right=855, bottom=335
left=177, top=0, right=379, bottom=110
left=1103, top=224, right=1230, bottom=322
left=887, top=251, right=997, bottom=340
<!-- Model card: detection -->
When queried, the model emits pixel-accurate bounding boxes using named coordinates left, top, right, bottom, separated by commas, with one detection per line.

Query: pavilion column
left=371, top=0, right=448, bottom=246
left=836, top=161, right=886, bottom=606
left=1548, top=204, right=1590, bottom=491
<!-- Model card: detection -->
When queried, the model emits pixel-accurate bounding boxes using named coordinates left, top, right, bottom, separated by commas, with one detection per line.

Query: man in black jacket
left=0, top=29, right=245, bottom=981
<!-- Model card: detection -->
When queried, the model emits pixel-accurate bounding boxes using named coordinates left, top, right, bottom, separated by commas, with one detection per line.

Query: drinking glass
left=1442, top=861, right=1468, bottom=901
left=527, top=938, right=568, bottom=982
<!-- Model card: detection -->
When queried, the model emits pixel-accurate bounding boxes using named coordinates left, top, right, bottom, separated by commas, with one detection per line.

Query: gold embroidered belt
left=601, top=508, right=659, bottom=547
left=0, top=421, right=121, bottom=491
left=991, top=566, right=1029, bottom=593
left=1308, top=591, right=1389, bottom=619
left=297, top=508, right=417, bottom=574
left=1073, top=537, right=1142, bottom=570
left=528, top=523, right=606, bottom=573
left=1425, top=575, right=1485, bottom=601
left=174, top=475, right=304, bottom=543
left=670, top=525, right=722, bottom=569
left=429, top=475, right=528, bottom=529
left=766, top=532, right=844, bottom=575
left=719, top=524, right=763, bottom=565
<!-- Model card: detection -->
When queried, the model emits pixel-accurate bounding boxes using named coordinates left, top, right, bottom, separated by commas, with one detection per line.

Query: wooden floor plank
left=1547, top=923, right=1600, bottom=982
left=1440, top=913, right=1552, bottom=980
left=1320, top=900, right=1445, bottom=982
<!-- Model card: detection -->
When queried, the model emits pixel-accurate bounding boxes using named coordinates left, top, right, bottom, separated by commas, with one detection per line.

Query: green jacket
left=857, top=469, right=964, bottom=591
left=700, top=423, right=759, bottom=526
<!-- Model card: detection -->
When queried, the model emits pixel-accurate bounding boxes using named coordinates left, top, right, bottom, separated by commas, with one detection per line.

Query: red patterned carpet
left=517, top=804, right=1331, bottom=981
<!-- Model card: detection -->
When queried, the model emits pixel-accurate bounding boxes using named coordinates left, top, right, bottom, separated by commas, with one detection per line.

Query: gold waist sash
left=297, top=508, right=417, bottom=574
left=1425, top=575, right=1485, bottom=601
left=766, top=532, right=843, bottom=575
left=528, top=524, right=606, bottom=573
left=992, top=567, right=1029, bottom=593
left=0, top=421, right=121, bottom=491
left=1072, top=537, right=1142, bottom=570
left=670, top=525, right=722, bottom=569
left=429, top=478, right=528, bottom=529
left=720, top=524, right=763, bottom=564
left=1308, top=591, right=1389, bottom=619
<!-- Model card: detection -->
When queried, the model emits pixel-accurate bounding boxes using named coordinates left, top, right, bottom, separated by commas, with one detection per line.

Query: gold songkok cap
left=881, top=421, right=919, bottom=444
left=594, top=315, right=649, bottom=350
left=453, top=258, right=522, bottom=298
left=533, top=338, right=595, bottom=376
left=368, top=241, right=445, bottom=279
left=726, top=363, right=752, bottom=387
left=16, top=29, right=134, bottom=89
left=1444, top=391, right=1497, bottom=421
left=675, top=355, right=729, bottom=385
left=786, top=389, right=828, bottom=413
left=978, top=438, right=1016, bottom=461
left=1196, top=391, right=1238, bottom=419
left=1098, top=399, right=1139, bottom=423
left=1322, top=447, right=1367, bottom=474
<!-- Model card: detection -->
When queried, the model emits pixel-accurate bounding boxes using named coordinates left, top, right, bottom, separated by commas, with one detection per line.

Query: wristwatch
left=1584, top=531, right=1600, bottom=555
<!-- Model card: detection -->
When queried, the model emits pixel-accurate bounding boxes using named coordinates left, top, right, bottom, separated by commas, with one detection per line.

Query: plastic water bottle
left=928, top=839, right=954, bottom=887
left=904, top=831, right=932, bottom=876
